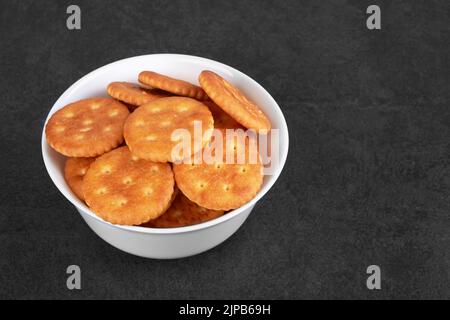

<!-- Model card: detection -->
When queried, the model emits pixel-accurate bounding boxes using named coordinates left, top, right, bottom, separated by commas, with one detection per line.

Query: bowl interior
left=42, top=54, right=289, bottom=233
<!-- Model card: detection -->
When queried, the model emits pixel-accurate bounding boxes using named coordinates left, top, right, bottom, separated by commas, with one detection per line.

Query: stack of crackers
left=46, top=70, right=271, bottom=228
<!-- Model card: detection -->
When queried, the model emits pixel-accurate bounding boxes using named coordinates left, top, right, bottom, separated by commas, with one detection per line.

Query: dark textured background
left=0, top=0, right=449, bottom=299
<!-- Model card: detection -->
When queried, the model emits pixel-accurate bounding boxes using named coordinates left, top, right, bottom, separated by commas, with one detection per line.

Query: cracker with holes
left=173, top=130, right=263, bottom=211
left=107, top=82, right=170, bottom=109
left=83, top=146, right=175, bottom=225
left=45, top=98, right=129, bottom=157
left=139, top=71, right=208, bottom=100
left=143, top=193, right=224, bottom=228
left=124, top=96, right=214, bottom=162
left=199, top=70, right=271, bottom=131
left=64, top=157, right=95, bottom=201
left=204, top=100, right=243, bottom=129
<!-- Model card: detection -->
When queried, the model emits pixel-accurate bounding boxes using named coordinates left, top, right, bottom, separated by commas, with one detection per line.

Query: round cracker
left=199, top=70, right=271, bottom=131
left=143, top=193, right=224, bottom=228
left=64, top=157, right=95, bottom=201
left=45, top=98, right=129, bottom=157
left=124, top=97, right=214, bottom=162
left=83, top=146, right=175, bottom=225
left=107, top=82, right=170, bottom=109
left=139, top=71, right=208, bottom=100
left=204, top=101, right=243, bottom=129
left=173, top=130, right=264, bottom=210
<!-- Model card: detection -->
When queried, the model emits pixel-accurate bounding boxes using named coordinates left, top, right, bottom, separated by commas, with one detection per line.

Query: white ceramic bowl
left=42, top=54, right=289, bottom=259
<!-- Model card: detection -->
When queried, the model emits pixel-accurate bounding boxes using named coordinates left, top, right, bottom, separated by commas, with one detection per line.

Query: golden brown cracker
left=64, top=157, right=95, bottom=201
left=143, top=193, right=224, bottom=228
left=124, top=97, right=214, bottom=163
left=45, top=98, right=129, bottom=157
left=139, top=71, right=208, bottom=100
left=83, top=146, right=175, bottom=225
left=204, top=100, right=243, bottom=129
left=199, top=70, right=271, bottom=131
left=107, top=82, right=170, bottom=109
left=173, top=130, right=263, bottom=210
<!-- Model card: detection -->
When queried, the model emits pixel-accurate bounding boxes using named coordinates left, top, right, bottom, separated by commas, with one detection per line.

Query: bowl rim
left=41, top=53, right=289, bottom=234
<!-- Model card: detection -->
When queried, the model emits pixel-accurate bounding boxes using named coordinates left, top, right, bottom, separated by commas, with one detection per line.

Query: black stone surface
left=0, top=0, right=449, bottom=299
